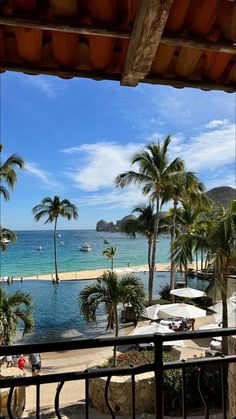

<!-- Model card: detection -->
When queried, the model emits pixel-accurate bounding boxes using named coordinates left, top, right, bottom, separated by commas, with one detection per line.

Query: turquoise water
left=2, top=274, right=207, bottom=344
left=0, top=230, right=170, bottom=277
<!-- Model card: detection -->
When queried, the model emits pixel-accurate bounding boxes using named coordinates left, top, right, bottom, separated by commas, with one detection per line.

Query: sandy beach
left=15, top=263, right=170, bottom=281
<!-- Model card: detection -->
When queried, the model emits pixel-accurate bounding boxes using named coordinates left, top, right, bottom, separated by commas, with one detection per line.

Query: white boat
left=37, top=246, right=43, bottom=251
left=58, top=234, right=61, bottom=238
left=60, top=241, right=65, bottom=246
left=3, top=238, right=11, bottom=244
left=79, top=243, right=92, bottom=251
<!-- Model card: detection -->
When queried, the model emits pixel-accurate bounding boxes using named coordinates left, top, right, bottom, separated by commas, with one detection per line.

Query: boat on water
left=37, top=246, right=43, bottom=251
left=60, top=241, right=65, bottom=246
left=79, top=243, right=92, bottom=251
left=58, top=234, right=61, bottom=238
left=104, top=240, right=109, bottom=244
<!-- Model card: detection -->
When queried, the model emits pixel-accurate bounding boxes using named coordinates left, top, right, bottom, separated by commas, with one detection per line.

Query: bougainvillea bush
left=103, top=351, right=222, bottom=415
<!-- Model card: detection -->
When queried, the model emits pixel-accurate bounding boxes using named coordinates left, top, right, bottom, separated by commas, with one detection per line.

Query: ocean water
left=0, top=230, right=171, bottom=278
left=2, top=274, right=207, bottom=344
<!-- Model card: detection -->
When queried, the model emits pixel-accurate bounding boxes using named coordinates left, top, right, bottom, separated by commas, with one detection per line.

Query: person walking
left=28, top=353, right=41, bottom=376
left=6, top=355, right=13, bottom=368
left=17, top=355, right=26, bottom=371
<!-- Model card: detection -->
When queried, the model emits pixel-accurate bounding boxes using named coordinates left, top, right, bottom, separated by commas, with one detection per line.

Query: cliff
left=206, top=186, right=235, bottom=207
left=96, top=215, right=134, bottom=232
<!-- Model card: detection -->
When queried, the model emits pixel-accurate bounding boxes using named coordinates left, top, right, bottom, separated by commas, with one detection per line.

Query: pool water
left=2, top=272, right=207, bottom=344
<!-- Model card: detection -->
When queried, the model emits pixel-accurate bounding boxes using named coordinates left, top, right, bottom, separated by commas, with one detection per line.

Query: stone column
left=228, top=335, right=236, bottom=419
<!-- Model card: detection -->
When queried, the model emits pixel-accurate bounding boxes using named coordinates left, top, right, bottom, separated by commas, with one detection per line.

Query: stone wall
left=228, top=335, right=236, bottom=419
left=89, top=372, right=155, bottom=416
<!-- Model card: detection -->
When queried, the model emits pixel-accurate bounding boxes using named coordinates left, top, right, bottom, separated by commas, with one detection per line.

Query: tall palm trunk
left=149, top=195, right=160, bottom=305
left=113, top=304, right=119, bottom=366
left=196, top=251, right=199, bottom=271
left=201, top=249, right=204, bottom=270
left=170, top=200, right=177, bottom=302
left=148, top=237, right=152, bottom=272
left=222, top=263, right=230, bottom=355
left=54, top=217, right=59, bottom=283
left=147, top=238, right=153, bottom=301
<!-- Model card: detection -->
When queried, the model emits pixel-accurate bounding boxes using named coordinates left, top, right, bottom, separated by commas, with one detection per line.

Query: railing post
left=154, top=333, right=164, bottom=419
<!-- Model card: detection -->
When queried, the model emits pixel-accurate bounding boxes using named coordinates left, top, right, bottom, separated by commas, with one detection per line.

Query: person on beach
left=17, top=355, right=26, bottom=371
left=21, top=277, right=23, bottom=282
left=6, top=355, right=14, bottom=368
left=28, top=353, right=41, bottom=376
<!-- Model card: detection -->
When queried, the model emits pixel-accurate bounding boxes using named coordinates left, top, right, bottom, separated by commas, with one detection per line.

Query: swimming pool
left=2, top=272, right=207, bottom=344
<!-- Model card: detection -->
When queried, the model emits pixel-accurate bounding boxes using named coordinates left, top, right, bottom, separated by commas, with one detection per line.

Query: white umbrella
left=229, top=292, right=236, bottom=302
left=130, top=323, right=184, bottom=347
left=209, top=301, right=236, bottom=313
left=145, top=303, right=173, bottom=320
left=170, top=287, right=206, bottom=298
left=158, top=303, right=206, bottom=319
left=145, top=304, right=161, bottom=320
left=214, top=309, right=236, bottom=327
left=199, top=323, right=222, bottom=341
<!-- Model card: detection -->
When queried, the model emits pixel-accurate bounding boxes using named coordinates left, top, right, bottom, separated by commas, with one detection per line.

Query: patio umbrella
left=130, top=323, right=184, bottom=347
left=209, top=301, right=236, bottom=313
left=145, top=304, right=161, bottom=320
left=199, top=323, right=222, bottom=341
left=170, top=287, right=206, bottom=298
left=213, top=308, right=236, bottom=327
left=158, top=303, right=206, bottom=319
left=145, top=303, right=173, bottom=320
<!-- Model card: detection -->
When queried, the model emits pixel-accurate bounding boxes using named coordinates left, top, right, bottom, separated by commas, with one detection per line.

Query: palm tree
left=162, top=173, right=209, bottom=295
left=0, top=288, right=34, bottom=345
left=32, top=196, right=78, bottom=283
left=79, top=270, right=145, bottom=365
left=102, top=246, right=116, bottom=271
left=0, top=144, right=24, bottom=200
left=171, top=200, right=206, bottom=284
left=206, top=201, right=236, bottom=354
left=0, top=227, right=16, bottom=251
left=120, top=204, right=155, bottom=285
left=115, top=136, right=184, bottom=304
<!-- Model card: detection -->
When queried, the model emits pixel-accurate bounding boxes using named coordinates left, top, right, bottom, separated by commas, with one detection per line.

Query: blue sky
left=1, top=72, right=235, bottom=230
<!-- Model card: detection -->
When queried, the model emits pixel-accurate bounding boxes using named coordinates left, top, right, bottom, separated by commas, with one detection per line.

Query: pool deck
left=20, top=316, right=216, bottom=418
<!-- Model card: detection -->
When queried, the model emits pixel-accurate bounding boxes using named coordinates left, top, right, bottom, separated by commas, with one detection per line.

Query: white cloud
left=205, top=173, right=236, bottom=190
left=62, top=142, right=142, bottom=192
left=168, top=122, right=235, bottom=172
left=25, top=162, right=62, bottom=189
left=205, top=119, right=230, bottom=129
left=74, top=188, right=145, bottom=209
left=26, top=76, right=61, bottom=98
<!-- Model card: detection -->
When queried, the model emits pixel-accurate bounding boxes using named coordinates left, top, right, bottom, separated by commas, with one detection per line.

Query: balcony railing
left=0, top=328, right=236, bottom=419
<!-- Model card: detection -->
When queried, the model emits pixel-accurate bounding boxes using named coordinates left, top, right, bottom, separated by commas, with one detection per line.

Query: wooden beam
left=121, top=0, right=174, bottom=87
left=0, top=62, right=234, bottom=93
left=144, top=75, right=235, bottom=93
left=0, top=15, right=235, bottom=54
left=0, top=15, right=131, bottom=39
left=161, top=34, right=236, bottom=55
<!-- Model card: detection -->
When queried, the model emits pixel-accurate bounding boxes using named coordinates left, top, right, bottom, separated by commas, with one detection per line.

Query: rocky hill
left=96, top=215, right=134, bottom=232
left=206, top=186, right=235, bottom=207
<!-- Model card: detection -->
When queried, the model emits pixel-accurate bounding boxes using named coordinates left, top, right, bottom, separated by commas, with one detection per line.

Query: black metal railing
left=0, top=328, right=236, bottom=419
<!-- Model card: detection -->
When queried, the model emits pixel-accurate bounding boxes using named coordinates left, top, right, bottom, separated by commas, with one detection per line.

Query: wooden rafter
left=0, top=15, right=131, bottom=40
left=0, top=15, right=235, bottom=55
left=0, top=62, right=234, bottom=93
left=121, top=0, right=174, bottom=86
